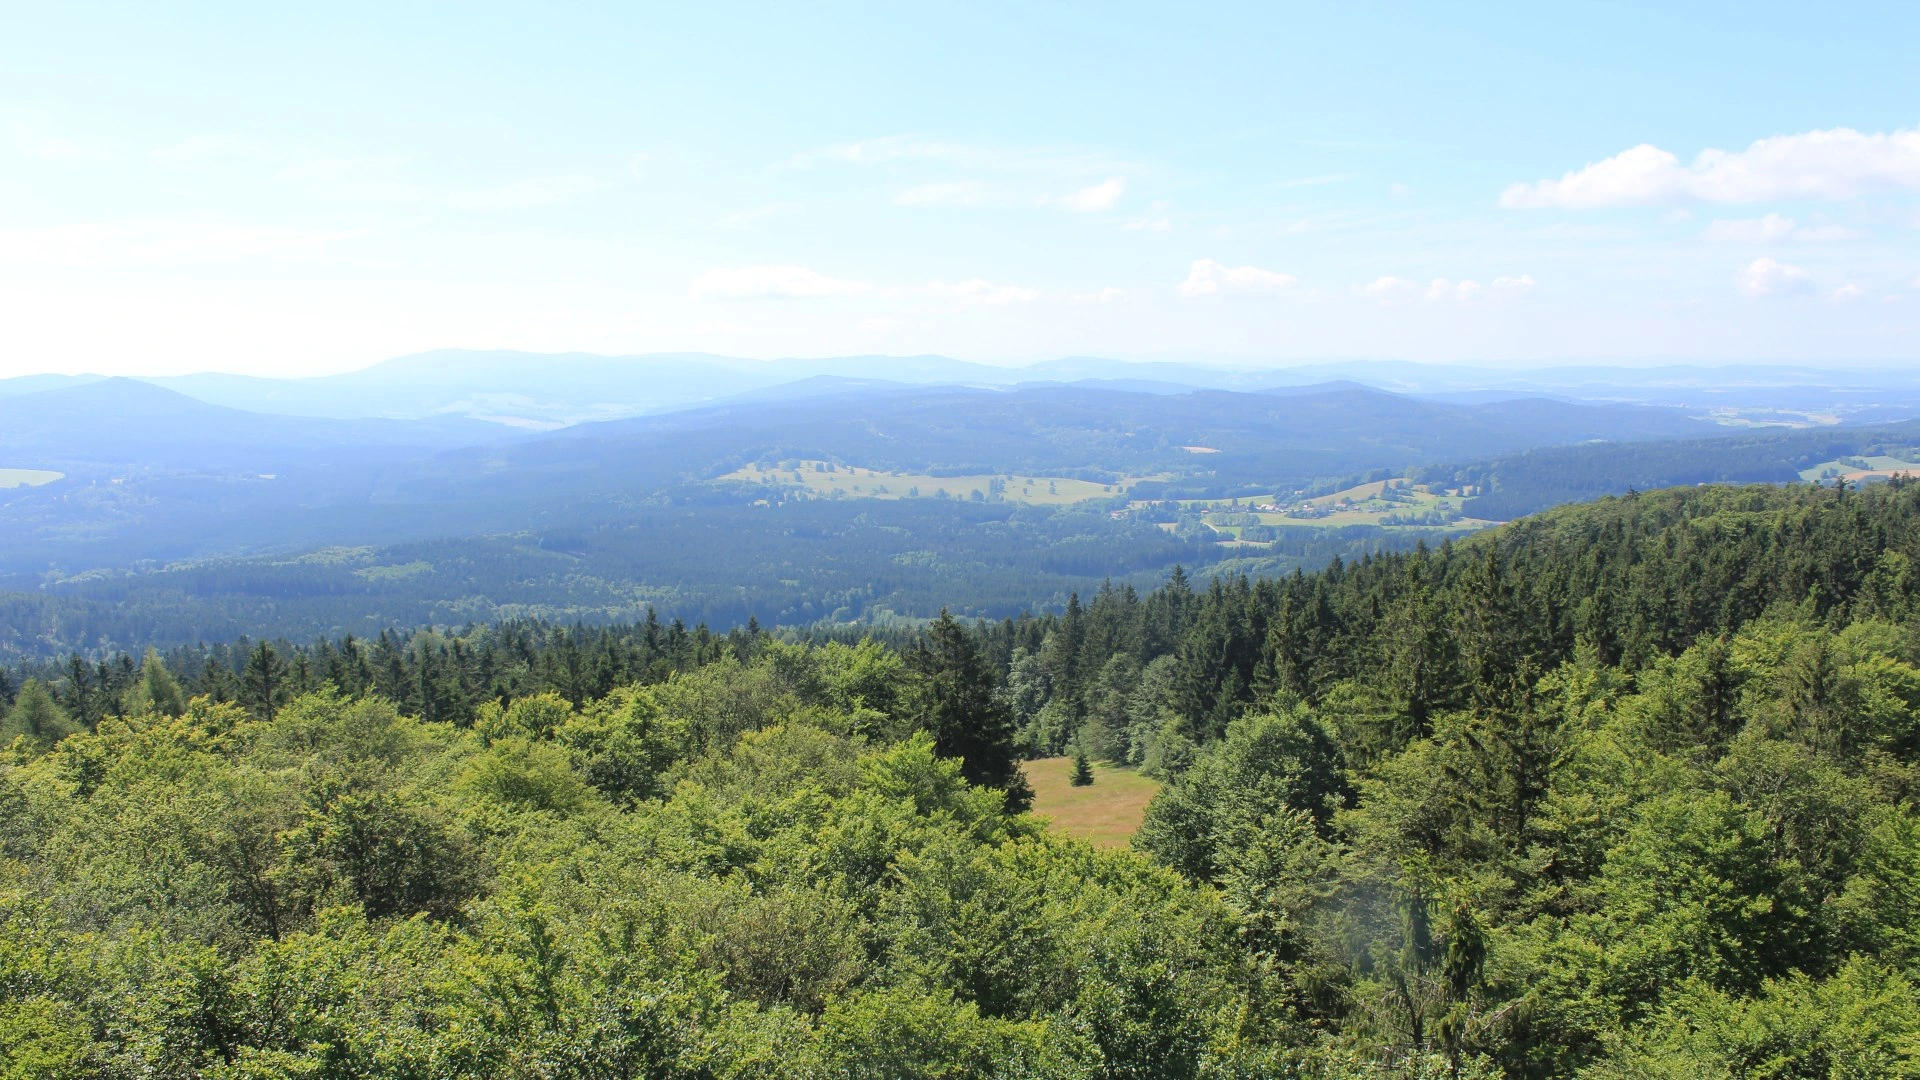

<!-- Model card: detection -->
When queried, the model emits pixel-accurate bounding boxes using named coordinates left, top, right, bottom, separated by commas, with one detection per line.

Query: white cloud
left=447, top=175, right=604, bottom=210
left=689, top=266, right=868, bottom=300
left=1502, top=125, right=1920, bottom=208
left=1125, top=218, right=1171, bottom=232
left=1487, top=275, right=1538, bottom=299
left=1074, top=287, right=1124, bottom=304
left=894, top=181, right=992, bottom=207
left=1736, top=257, right=1813, bottom=296
left=1060, top=177, right=1126, bottom=212
left=1178, top=259, right=1297, bottom=297
left=1702, top=213, right=1860, bottom=242
left=1831, top=283, right=1864, bottom=303
left=1362, top=276, right=1420, bottom=299
left=1362, top=274, right=1535, bottom=302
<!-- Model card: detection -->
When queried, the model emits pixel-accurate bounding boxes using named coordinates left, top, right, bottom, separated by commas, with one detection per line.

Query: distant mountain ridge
left=8, top=351, right=1915, bottom=429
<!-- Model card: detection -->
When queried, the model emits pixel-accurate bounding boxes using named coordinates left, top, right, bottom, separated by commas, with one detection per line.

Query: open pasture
left=721, top=460, right=1146, bottom=505
left=0, top=468, right=64, bottom=489
left=1024, top=756, right=1163, bottom=849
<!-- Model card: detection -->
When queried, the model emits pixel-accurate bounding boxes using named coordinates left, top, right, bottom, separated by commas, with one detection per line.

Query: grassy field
left=1179, top=477, right=1499, bottom=532
left=1024, top=756, right=1162, bottom=849
left=0, top=468, right=63, bottom=489
left=1800, top=456, right=1920, bottom=484
left=720, top=460, right=1147, bottom=505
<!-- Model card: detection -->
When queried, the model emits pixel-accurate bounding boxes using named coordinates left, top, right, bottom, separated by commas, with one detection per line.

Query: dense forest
left=4, top=480, right=1920, bottom=1076
left=1423, top=419, right=1920, bottom=520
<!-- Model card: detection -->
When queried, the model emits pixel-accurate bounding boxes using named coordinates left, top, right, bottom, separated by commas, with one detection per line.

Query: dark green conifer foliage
left=1070, top=747, right=1094, bottom=787
left=242, top=641, right=291, bottom=719
left=911, top=609, right=1031, bottom=811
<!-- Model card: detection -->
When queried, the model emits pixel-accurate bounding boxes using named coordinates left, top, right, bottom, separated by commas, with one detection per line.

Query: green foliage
left=912, top=610, right=1033, bottom=812
left=1, top=679, right=76, bottom=752
left=1137, top=705, right=1345, bottom=881
left=3, top=481, right=1920, bottom=1076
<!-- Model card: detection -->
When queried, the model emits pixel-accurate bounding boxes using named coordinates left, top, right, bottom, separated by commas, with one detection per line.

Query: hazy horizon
left=10, top=348, right=1920, bottom=385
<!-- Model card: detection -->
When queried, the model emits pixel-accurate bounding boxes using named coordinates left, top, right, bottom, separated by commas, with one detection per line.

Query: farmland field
left=0, top=468, right=63, bottom=489
left=720, top=459, right=1149, bottom=505
left=1178, top=477, right=1501, bottom=533
left=1800, top=455, right=1920, bottom=484
left=1024, top=756, right=1163, bottom=849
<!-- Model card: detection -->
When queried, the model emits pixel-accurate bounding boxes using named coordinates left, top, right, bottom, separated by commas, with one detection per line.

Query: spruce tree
left=1070, top=747, right=1094, bottom=787
left=241, top=641, right=290, bottom=720
left=912, top=609, right=1032, bottom=812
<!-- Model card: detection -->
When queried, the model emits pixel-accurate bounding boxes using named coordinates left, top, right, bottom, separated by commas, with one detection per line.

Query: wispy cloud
left=447, top=175, right=604, bottom=210
left=0, top=218, right=364, bottom=268
left=1502, top=125, right=1920, bottom=208
left=1279, top=173, right=1352, bottom=189
left=785, top=134, right=1131, bottom=179
left=689, top=265, right=869, bottom=300
left=784, top=134, right=969, bottom=169
left=894, top=181, right=994, bottom=207
left=1177, top=259, right=1298, bottom=297
left=1362, top=275, right=1536, bottom=302
left=1058, top=177, right=1126, bottom=212
left=277, top=154, right=424, bottom=205
left=1702, top=213, right=1859, bottom=243
left=1074, top=287, right=1124, bottom=304
left=689, top=266, right=1038, bottom=304
left=152, top=134, right=272, bottom=167
left=2, top=107, right=112, bottom=161
left=718, top=205, right=781, bottom=230
left=1736, top=257, right=1813, bottom=296
left=926, top=279, right=1039, bottom=304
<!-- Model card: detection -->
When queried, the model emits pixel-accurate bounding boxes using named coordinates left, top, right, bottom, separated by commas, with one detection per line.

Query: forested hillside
left=4, top=480, right=1920, bottom=1077
left=1422, top=419, right=1920, bottom=520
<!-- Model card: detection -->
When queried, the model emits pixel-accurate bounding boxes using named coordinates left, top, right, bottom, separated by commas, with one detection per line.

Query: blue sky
left=3, top=1, right=1918, bottom=376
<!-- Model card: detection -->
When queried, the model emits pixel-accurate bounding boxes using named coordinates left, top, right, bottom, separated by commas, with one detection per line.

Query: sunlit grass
left=1024, top=756, right=1162, bottom=849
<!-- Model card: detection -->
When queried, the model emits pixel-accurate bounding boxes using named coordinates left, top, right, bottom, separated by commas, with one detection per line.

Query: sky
left=2, top=1, right=1918, bottom=377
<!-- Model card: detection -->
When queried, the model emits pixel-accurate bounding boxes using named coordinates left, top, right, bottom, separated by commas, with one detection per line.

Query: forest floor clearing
left=1025, top=756, right=1162, bottom=849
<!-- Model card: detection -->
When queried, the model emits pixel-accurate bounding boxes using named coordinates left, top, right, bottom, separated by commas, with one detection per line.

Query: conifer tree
left=130, top=649, right=188, bottom=717
left=2, top=678, right=77, bottom=750
left=1070, top=746, right=1094, bottom=787
left=912, top=609, right=1032, bottom=812
left=241, top=641, right=290, bottom=719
